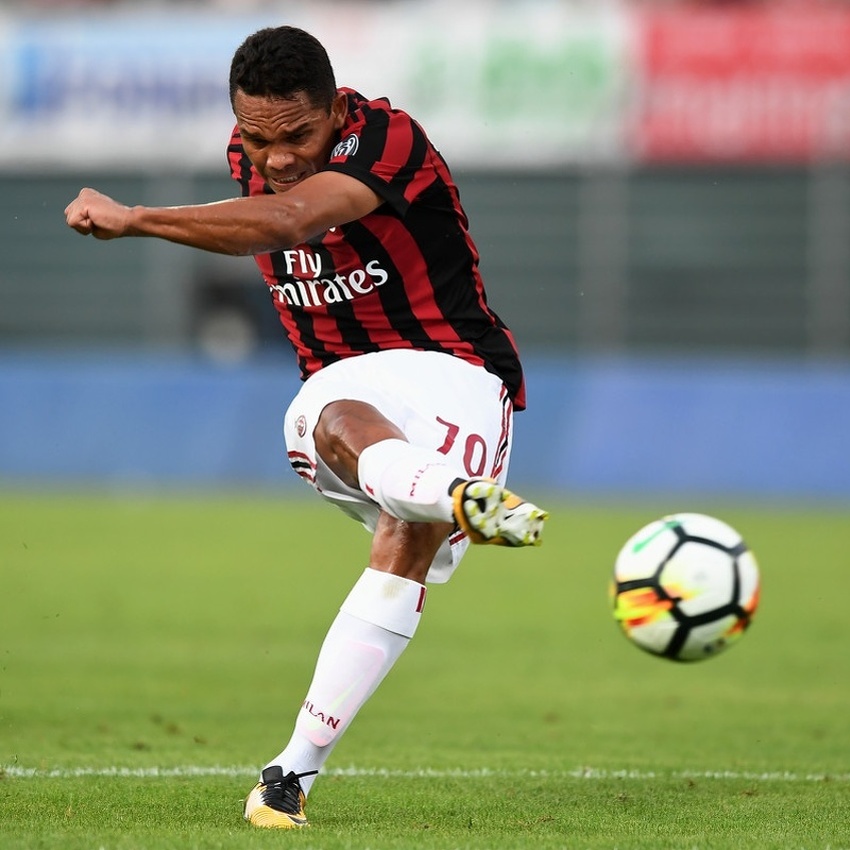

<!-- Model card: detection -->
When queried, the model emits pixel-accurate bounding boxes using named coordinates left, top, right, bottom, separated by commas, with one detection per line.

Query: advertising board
left=632, top=6, right=850, bottom=162
left=0, top=3, right=628, bottom=170
left=1, top=3, right=848, bottom=171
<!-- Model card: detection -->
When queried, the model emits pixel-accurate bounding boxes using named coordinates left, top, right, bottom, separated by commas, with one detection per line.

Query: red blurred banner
left=632, top=6, right=850, bottom=163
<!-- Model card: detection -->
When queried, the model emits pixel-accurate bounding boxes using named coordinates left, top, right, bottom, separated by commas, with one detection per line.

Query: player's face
left=233, top=89, right=347, bottom=193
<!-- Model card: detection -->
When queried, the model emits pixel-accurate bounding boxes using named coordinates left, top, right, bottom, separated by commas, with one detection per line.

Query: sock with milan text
left=263, top=568, right=427, bottom=795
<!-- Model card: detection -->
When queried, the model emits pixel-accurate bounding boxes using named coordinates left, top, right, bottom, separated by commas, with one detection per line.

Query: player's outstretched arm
left=64, top=172, right=381, bottom=256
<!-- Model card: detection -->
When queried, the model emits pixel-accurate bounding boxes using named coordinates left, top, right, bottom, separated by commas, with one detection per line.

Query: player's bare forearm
left=127, top=195, right=324, bottom=255
left=64, top=187, right=315, bottom=256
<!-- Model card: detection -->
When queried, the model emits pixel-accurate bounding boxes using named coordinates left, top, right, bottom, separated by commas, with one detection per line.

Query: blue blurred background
left=1, top=0, right=849, bottom=502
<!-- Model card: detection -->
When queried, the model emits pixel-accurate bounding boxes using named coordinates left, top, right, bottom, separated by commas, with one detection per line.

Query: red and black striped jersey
left=227, top=88, right=525, bottom=410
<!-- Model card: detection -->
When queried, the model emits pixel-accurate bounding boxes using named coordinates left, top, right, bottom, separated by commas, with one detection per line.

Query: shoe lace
left=260, top=767, right=318, bottom=814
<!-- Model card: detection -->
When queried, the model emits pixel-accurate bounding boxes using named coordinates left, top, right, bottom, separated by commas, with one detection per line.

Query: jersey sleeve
left=323, top=101, right=436, bottom=217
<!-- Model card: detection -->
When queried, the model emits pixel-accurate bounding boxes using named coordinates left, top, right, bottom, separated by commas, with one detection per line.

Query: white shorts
left=283, top=350, right=514, bottom=583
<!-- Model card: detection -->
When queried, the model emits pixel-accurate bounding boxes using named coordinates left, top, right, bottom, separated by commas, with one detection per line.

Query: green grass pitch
left=1, top=491, right=848, bottom=849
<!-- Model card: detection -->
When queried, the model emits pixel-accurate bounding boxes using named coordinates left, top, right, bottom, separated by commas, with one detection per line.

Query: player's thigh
left=395, top=352, right=513, bottom=483
left=284, top=350, right=513, bottom=486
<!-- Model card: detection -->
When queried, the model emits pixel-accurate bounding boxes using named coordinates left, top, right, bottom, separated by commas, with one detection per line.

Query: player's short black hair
left=229, top=26, right=337, bottom=113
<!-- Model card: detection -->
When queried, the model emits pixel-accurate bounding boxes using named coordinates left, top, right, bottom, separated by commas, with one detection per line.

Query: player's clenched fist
left=65, top=187, right=133, bottom=239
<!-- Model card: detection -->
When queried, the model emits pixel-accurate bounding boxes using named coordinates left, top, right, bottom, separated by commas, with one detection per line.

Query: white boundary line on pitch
left=3, top=765, right=848, bottom=782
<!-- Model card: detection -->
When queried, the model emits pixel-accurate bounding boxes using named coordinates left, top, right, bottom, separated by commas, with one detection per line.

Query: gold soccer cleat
left=452, top=478, right=548, bottom=547
left=243, top=766, right=317, bottom=829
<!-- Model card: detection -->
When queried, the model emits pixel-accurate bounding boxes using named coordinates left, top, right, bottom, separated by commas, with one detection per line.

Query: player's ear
left=330, top=91, right=347, bottom=130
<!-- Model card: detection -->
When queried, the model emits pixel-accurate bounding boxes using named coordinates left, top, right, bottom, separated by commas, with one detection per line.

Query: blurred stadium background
left=1, top=0, right=849, bottom=502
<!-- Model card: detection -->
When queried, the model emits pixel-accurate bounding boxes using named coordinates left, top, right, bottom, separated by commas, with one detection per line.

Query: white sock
left=264, top=568, right=427, bottom=795
left=357, top=438, right=463, bottom=523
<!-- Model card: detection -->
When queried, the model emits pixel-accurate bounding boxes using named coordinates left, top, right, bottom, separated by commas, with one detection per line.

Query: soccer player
left=65, top=25, right=548, bottom=829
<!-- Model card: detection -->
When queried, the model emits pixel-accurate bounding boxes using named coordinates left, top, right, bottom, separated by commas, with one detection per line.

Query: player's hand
left=64, top=187, right=133, bottom=239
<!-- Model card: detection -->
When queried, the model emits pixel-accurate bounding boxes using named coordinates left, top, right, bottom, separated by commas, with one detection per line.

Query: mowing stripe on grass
left=3, top=765, right=847, bottom=782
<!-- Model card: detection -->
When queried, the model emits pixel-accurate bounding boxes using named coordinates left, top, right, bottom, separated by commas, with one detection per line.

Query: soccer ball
left=610, top=513, right=760, bottom=662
